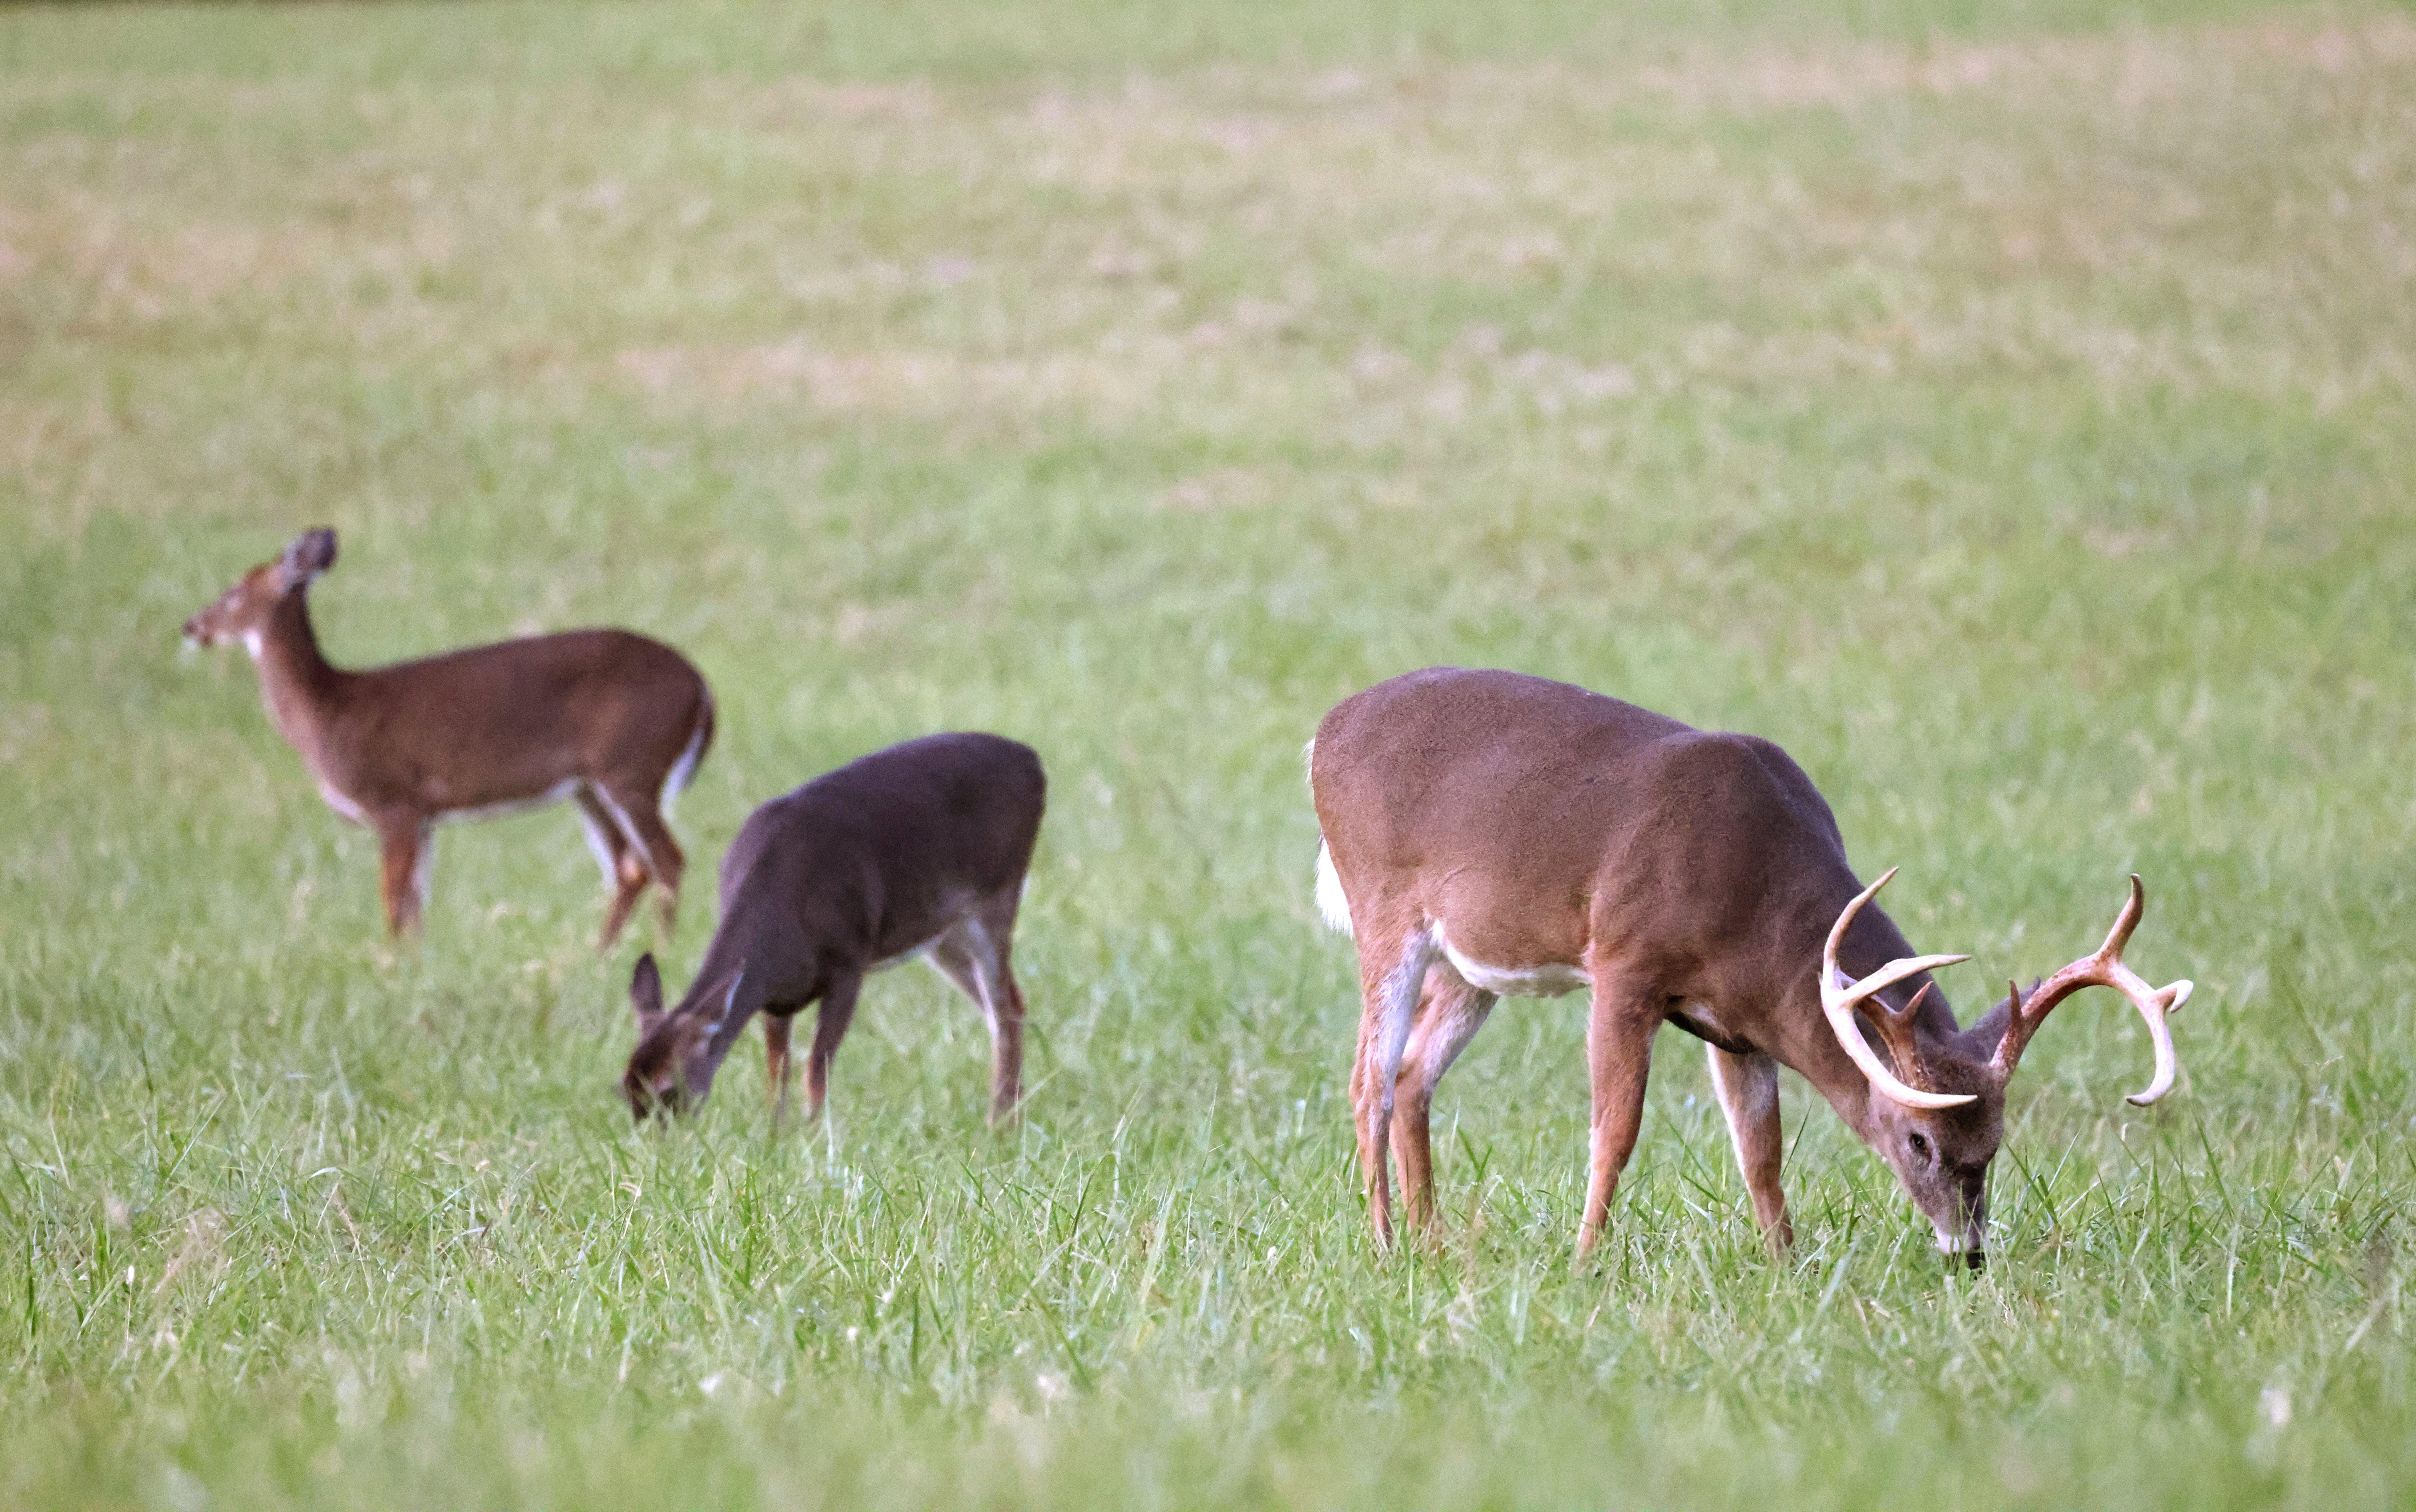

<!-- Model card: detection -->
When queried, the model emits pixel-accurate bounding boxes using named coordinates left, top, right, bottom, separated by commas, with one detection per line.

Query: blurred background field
left=2, top=0, right=2413, bottom=1505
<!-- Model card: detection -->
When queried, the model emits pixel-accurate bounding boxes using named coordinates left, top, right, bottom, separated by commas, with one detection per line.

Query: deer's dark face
left=621, top=1016, right=721, bottom=1121
left=1867, top=1072, right=2004, bottom=1267
left=621, top=954, right=739, bottom=1122
left=183, top=528, right=336, bottom=650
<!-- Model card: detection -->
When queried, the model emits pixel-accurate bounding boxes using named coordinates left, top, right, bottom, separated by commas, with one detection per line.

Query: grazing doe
left=183, top=527, right=714, bottom=946
left=622, top=732, right=1045, bottom=1128
left=1309, top=667, right=2192, bottom=1265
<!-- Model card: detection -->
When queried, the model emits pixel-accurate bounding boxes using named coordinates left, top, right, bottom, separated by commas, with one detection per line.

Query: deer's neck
left=249, top=592, right=349, bottom=763
left=1781, top=972, right=1886, bottom=1141
left=688, top=949, right=781, bottom=1068
left=1779, top=894, right=1957, bottom=1144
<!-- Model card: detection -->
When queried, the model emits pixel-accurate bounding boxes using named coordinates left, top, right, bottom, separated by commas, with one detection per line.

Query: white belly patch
left=437, top=778, right=582, bottom=825
left=317, top=782, right=370, bottom=827
left=1433, top=927, right=1590, bottom=999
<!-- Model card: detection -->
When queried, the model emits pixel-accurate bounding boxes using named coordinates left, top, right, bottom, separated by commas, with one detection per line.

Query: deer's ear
left=630, top=953, right=666, bottom=1030
left=280, top=527, right=338, bottom=586
left=1965, top=980, right=2029, bottom=1065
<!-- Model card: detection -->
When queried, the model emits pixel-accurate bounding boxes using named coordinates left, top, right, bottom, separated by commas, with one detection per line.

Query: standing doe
left=184, top=528, right=714, bottom=947
left=622, top=732, right=1045, bottom=1128
left=1308, top=668, right=2192, bottom=1266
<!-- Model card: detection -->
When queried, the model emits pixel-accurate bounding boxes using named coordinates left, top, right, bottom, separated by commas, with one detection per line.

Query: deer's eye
left=1907, top=1132, right=1934, bottom=1164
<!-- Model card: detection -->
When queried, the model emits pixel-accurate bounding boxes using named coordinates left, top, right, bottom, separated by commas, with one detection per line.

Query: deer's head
left=1821, top=870, right=2192, bottom=1267
left=184, top=528, right=337, bottom=652
left=621, top=953, right=745, bottom=1121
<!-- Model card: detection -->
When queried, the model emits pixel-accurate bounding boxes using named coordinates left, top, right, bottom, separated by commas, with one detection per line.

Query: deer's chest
left=1664, top=1000, right=1758, bottom=1056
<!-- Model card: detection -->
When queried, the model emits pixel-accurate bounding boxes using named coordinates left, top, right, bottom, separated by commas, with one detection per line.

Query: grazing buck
left=622, top=732, right=1045, bottom=1128
left=184, top=528, right=714, bottom=947
left=1308, top=668, right=2193, bottom=1265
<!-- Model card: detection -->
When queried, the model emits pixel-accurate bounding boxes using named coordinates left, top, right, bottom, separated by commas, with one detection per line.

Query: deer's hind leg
left=1389, top=970, right=1497, bottom=1233
left=1349, top=912, right=1436, bottom=1250
left=575, top=787, right=651, bottom=951
left=591, top=781, right=686, bottom=937
left=929, top=882, right=1030, bottom=1125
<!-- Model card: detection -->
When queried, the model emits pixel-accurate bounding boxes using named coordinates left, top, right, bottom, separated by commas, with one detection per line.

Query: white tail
left=660, top=691, right=713, bottom=816
left=185, top=528, right=715, bottom=947
left=1308, top=667, right=2192, bottom=1264
left=1307, top=736, right=1353, bottom=935
left=1314, top=839, right=1354, bottom=936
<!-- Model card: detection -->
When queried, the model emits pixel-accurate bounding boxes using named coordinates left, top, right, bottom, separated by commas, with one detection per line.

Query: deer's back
left=351, top=629, right=700, bottom=720
left=1311, top=667, right=1696, bottom=859
left=314, top=629, right=706, bottom=808
left=715, top=733, right=1046, bottom=969
left=1311, top=668, right=1858, bottom=968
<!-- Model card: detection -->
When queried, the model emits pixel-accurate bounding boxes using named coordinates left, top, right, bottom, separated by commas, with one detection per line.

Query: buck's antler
left=1989, top=874, right=2192, bottom=1106
left=1819, top=868, right=1977, bottom=1110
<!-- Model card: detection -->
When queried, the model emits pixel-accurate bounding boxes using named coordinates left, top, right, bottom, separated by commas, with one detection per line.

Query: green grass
left=5, top=0, right=2415, bottom=1505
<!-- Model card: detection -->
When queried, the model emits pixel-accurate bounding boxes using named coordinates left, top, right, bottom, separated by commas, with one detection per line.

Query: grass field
left=5, top=0, right=2415, bottom=1505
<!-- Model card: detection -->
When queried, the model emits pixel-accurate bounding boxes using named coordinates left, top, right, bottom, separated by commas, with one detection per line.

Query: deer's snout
left=1931, top=1203, right=1988, bottom=1269
left=624, top=1073, right=691, bottom=1123
left=1920, top=1179, right=1989, bottom=1267
left=623, top=1080, right=669, bottom=1123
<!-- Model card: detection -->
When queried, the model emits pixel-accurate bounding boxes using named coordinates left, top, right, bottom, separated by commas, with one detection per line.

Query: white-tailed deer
left=623, top=732, right=1044, bottom=1128
left=184, top=528, right=715, bottom=947
left=1309, top=668, right=2193, bottom=1266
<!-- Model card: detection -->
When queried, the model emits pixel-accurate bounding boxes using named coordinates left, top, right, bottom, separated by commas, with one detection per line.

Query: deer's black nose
left=1960, top=1250, right=1986, bottom=1274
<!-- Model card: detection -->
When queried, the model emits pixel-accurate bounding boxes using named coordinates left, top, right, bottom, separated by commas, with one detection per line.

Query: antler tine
left=1818, top=868, right=1977, bottom=1111
left=1820, top=865, right=1894, bottom=989
left=2094, top=874, right=2145, bottom=964
left=1822, top=870, right=1970, bottom=1007
left=1863, top=981, right=1937, bottom=1090
left=1993, top=876, right=2190, bottom=1106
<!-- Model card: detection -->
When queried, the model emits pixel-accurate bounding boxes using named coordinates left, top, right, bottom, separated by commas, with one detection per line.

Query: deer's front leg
left=1707, top=1044, right=1793, bottom=1254
left=373, top=814, right=432, bottom=937
left=804, top=973, right=862, bottom=1124
left=1576, top=968, right=1661, bottom=1256
left=764, top=1012, right=795, bottom=1130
